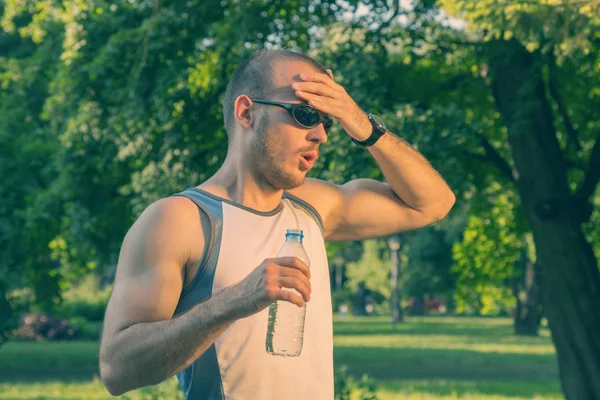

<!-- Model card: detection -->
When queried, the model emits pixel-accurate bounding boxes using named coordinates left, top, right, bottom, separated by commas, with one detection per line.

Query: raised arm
left=99, top=197, right=312, bottom=396
left=287, top=69, right=455, bottom=241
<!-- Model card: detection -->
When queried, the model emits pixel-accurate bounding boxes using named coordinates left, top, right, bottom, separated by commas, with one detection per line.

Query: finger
left=275, top=257, right=311, bottom=279
left=300, top=72, right=337, bottom=88
left=278, top=268, right=312, bottom=292
left=292, top=82, right=337, bottom=99
left=278, top=277, right=311, bottom=302
left=326, top=69, right=335, bottom=81
left=298, top=94, right=342, bottom=117
left=277, top=289, right=305, bottom=307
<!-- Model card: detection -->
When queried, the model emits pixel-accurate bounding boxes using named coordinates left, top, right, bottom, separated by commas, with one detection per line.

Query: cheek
left=264, top=132, right=289, bottom=157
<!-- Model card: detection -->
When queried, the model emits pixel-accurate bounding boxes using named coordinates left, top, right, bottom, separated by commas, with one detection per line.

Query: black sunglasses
left=251, top=99, right=333, bottom=132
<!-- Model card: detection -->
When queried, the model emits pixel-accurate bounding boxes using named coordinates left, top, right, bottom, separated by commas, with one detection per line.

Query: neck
left=203, top=150, right=284, bottom=213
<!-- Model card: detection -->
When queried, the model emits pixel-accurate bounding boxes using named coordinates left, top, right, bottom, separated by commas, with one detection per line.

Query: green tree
left=435, top=1, right=600, bottom=397
left=345, top=240, right=391, bottom=306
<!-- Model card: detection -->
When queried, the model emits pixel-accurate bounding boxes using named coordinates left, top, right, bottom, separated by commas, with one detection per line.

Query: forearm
left=368, top=131, right=455, bottom=214
left=100, top=289, right=236, bottom=396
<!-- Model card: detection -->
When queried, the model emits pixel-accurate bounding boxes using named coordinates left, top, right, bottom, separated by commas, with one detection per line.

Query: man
left=99, top=48, right=455, bottom=399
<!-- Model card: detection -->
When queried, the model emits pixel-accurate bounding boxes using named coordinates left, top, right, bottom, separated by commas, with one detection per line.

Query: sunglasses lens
left=323, top=117, right=333, bottom=132
left=294, top=105, right=321, bottom=127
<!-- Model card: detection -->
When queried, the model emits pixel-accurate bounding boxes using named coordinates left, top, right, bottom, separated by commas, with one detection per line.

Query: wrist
left=351, top=113, right=388, bottom=148
left=348, top=111, right=371, bottom=142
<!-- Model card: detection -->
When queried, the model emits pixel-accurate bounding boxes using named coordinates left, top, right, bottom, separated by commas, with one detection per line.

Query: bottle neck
left=285, top=235, right=303, bottom=244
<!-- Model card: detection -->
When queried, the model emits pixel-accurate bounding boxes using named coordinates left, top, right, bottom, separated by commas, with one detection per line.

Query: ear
left=233, top=95, right=256, bottom=129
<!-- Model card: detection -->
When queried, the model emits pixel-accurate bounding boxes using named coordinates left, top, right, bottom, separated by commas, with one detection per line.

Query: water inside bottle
left=265, top=229, right=310, bottom=357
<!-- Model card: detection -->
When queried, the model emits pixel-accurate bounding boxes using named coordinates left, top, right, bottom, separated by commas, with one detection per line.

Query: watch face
left=371, top=114, right=386, bottom=130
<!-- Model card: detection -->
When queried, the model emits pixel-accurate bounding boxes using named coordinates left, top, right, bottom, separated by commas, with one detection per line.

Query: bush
left=16, top=313, right=76, bottom=341
left=55, top=297, right=108, bottom=322
left=69, top=316, right=102, bottom=340
left=53, top=275, right=112, bottom=322
left=334, top=365, right=378, bottom=400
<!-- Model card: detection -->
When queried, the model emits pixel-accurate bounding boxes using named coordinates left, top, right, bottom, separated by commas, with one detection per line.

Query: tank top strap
left=282, top=192, right=324, bottom=236
left=170, top=188, right=224, bottom=300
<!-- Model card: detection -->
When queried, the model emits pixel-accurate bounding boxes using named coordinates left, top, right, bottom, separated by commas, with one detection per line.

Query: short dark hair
left=222, top=48, right=327, bottom=140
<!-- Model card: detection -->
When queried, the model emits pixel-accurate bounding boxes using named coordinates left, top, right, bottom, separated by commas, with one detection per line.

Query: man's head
left=222, top=49, right=331, bottom=190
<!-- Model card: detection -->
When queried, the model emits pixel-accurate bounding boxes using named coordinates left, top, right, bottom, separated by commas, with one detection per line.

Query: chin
left=275, top=175, right=305, bottom=190
left=269, top=170, right=306, bottom=190
left=259, top=159, right=307, bottom=190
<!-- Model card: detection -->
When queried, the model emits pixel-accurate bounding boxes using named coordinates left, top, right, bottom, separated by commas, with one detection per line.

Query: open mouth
left=301, top=152, right=318, bottom=163
left=299, top=152, right=318, bottom=170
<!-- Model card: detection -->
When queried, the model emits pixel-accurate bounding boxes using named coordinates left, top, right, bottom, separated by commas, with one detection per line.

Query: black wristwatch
left=351, top=113, right=387, bottom=147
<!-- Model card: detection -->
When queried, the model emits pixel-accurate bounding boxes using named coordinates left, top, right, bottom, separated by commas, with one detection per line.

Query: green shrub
left=53, top=275, right=112, bottom=322
left=69, top=316, right=102, bottom=340
left=335, top=365, right=378, bottom=400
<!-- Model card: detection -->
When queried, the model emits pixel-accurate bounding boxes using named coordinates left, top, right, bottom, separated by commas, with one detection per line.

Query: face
left=248, top=60, right=329, bottom=190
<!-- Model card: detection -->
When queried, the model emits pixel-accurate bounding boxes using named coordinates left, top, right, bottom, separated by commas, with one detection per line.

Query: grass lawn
left=0, top=316, right=563, bottom=399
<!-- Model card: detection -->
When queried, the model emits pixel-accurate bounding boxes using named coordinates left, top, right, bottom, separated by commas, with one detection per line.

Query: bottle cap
left=285, top=229, right=304, bottom=239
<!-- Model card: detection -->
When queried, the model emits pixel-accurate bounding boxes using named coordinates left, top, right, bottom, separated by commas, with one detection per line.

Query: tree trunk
left=0, top=281, right=13, bottom=346
left=353, top=282, right=368, bottom=316
left=511, top=249, right=542, bottom=336
left=487, top=38, right=600, bottom=400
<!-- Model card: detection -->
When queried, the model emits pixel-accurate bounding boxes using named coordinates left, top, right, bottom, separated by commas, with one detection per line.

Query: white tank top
left=171, top=187, right=334, bottom=399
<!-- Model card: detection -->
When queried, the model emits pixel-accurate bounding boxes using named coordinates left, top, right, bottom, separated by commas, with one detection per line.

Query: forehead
left=269, top=59, right=321, bottom=100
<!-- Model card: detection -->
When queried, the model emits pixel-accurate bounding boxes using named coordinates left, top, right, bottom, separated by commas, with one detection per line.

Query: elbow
left=428, top=190, right=456, bottom=222
left=443, top=190, right=456, bottom=216
left=99, top=352, right=163, bottom=396
left=100, top=353, right=136, bottom=397
left=100, top=360, right=126, bottom=396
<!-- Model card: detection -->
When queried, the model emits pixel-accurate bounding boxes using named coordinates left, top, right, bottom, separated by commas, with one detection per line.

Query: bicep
left=102, top=198, right=201, bottom=338
left=325, top=179, right=437, bottom=241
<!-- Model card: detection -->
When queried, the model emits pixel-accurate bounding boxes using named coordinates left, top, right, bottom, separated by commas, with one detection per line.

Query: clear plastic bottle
left=266, top=229, right=310, bottom=357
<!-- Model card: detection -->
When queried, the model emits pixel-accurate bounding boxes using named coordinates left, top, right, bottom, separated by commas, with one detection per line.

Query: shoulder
left=288, top=178, right=342, bottom=204
left=134, top=196, right=200, bottom=232
left=124, top=195, right=207, bottom=266
left=287, top=178, right=344, bottom=239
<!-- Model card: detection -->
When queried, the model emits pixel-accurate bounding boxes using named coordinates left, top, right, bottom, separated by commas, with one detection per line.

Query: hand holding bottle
left=225, top=257, right=311, bottom=320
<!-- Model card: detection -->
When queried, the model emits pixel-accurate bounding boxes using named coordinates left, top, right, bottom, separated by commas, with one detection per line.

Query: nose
left=307, top=124, right=328, bottom=144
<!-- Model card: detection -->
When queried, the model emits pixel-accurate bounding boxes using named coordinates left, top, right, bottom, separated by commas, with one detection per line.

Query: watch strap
left=351, top=113, right=387, bottom=147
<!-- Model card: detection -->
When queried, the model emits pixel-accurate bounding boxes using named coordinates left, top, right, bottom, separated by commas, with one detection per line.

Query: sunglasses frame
left=250, top=98, right=333, bottom=132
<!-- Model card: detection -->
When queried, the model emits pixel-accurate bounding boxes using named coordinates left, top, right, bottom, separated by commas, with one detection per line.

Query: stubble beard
left=251, top=113, right=305, bottom=190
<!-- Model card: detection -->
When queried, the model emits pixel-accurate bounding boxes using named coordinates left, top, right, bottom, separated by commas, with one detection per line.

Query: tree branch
left=475, top=131, right=517, bottom=184
left=547, top=51, right=582, bottom=152
left=378, top=0, right=402, bottom=33
left=129, top=0, right=160, bottom=98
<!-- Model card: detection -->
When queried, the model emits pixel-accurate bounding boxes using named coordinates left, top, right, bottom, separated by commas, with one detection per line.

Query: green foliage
left=401, top=205, right=468, bottom=308
left=345, top=240, right=391, bottom=301
left=451, top=186, right=529, bottom=315
left=335, top=365, right=378, bottom=400
left=440, top=0, right=600, bottom=59
left=52, top=275, right=111, bottom=322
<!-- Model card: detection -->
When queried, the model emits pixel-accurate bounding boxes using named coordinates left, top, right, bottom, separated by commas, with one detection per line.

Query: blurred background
left=1, top=0, right=599, bottom=399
